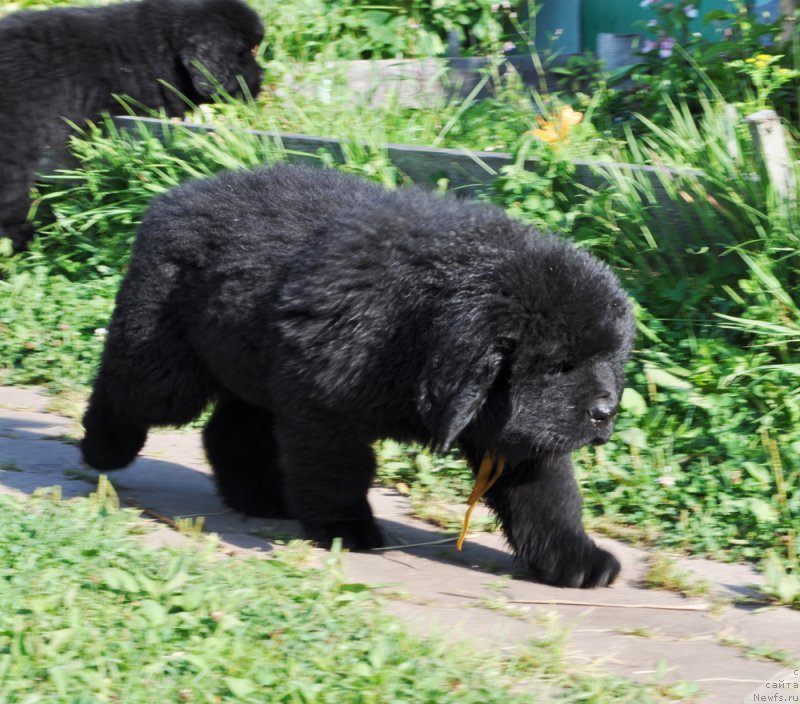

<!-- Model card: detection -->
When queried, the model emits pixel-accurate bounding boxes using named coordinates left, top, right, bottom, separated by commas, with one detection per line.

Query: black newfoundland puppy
left=0, top=0, right=263, bottom=252
left=81, top=165, right=635, bottom=588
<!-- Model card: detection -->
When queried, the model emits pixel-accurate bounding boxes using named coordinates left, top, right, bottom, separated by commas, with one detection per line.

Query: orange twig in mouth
left=457, top=451, right=505, bottom=551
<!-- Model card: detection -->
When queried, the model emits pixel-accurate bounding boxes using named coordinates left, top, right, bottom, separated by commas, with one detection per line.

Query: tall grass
left=202, top=56, right=536, bottom=157
left=574, top=97, right=798, bottom=313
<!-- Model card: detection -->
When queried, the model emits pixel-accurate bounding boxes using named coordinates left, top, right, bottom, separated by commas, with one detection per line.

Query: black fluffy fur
left=81, top=165, right=636, bottom=588
left=0, top=0, right=263, bottom=251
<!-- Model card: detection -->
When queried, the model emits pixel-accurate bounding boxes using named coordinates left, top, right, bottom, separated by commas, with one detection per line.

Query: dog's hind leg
left=203, top=395, right=291, bottom=518
left=81, top=272, right=215, bottom=470
left=81, top=355, right=214, bottom=471
left=81, top=380, right=150, bottom=471
left=274, top=414, right=384, bottom=551
left=0, top=164, right=36, bottom=252
left=0, top=122, right=45, bottom=252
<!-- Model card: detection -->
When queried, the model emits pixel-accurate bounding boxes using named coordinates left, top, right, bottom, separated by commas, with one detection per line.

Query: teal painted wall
left=580, top=0, right=733, bottom=53
left=533, top=0, right=582, bottom=54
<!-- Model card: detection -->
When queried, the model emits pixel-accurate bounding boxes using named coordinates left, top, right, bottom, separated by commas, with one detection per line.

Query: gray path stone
left=0, top=385, right=797, bottom=703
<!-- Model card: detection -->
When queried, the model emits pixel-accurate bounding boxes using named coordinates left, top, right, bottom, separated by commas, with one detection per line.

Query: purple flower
left=642, top=39, right=658, bottom=53
left=659, top=36, right=675, bottom=58
left=684, top=4, right=698, bottom=18
left=647, top=18, right=658, bottom=27
left=640, top=0, right=657, bottom=6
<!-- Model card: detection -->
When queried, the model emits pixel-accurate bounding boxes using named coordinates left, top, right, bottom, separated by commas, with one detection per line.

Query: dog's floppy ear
left=179, top=36, right=239, bottom=97
left=418, top=339, right=507, bottom=454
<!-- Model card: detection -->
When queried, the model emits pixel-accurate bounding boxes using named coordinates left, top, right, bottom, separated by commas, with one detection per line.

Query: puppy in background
left=0, top=0, right=264, bottom=252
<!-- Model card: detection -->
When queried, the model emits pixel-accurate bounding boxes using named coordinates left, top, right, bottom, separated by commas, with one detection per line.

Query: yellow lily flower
left=531, top=106, right=583, bottom=150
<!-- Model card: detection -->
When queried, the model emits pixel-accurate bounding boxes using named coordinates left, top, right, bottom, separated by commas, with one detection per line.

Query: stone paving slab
left=0, top=384, right=798, bottom=703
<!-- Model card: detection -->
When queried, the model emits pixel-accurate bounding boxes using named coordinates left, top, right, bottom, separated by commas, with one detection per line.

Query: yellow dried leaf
left=457, top=452, right=505, bottom=551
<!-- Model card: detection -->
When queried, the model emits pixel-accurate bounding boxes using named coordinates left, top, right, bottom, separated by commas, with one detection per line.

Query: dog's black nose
left=588, top=402, right=614, bottom=423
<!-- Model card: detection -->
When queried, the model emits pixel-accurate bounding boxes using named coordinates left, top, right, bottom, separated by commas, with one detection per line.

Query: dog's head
left=418, top=233, right=635, bottom=459
left=157, top=0, right=264, bottom=100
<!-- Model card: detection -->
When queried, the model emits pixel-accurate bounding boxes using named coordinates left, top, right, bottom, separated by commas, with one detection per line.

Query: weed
left=718, top=631, right=800, bottom=668
left=757, top=552, right=800, bottom=608
left=63, top=467, right=99, bottom=482
left=174, top=515, right=207, bottom=540
left=642, top=553, right=713, bottom=600
left=615, top=626, right=658, bottom=639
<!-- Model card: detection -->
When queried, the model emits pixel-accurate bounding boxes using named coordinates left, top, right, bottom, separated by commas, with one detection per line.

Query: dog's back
left=0, top=4, right=159, bottom=115
left=133, top=164, right=518, bottom=274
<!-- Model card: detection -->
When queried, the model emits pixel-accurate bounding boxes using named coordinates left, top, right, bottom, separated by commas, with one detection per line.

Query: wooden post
left=779, top=0, right=797, bottom=44
left=745, top=109, right=797, bottom=207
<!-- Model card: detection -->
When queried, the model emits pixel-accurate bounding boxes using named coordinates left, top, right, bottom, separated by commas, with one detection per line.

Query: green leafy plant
left=2, top=0, right=518, bottom=60
left=760, top=552, right=800, bottom=606
left=252, top=0, right=520, bottom=61
left=590, top=0, right=796, bottom=131
left=726, top=51, right=800, bottom=111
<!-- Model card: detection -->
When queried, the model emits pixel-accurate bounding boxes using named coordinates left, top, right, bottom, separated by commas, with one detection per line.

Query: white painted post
left=745, top=109, right=797, bottom=207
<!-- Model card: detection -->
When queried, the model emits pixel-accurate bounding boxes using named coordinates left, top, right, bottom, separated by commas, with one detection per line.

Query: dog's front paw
left=578, top=544, right=621, bottom=588
left=527, top=541, right=620, bottom=589
left=301, top=518, right=384, bottom=551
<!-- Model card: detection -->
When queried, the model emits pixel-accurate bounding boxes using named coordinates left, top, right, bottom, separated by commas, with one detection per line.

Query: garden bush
left=1, top=0, right=517, bottom=60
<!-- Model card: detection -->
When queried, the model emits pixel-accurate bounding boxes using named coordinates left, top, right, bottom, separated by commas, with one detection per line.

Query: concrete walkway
left=1, top=385, right=797, bottom=703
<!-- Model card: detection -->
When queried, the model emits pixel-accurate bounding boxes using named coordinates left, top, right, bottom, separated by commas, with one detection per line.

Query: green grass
left=0, top=478, right=685, bottom=703
left=641, top=553, right=713, bottom=600
left=219, top=59, right=536, bottom=156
